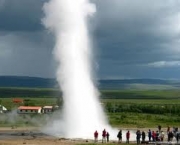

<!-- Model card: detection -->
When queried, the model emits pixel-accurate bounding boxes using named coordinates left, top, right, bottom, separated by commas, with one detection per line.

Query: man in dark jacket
left=142, top=131, right=146, bottom=142
left=117, top=130, right=122, bottom=143
left=148, top=129, right=152, bottom=142
left=136, top=130, right=141, bottom=145
left=106, top=132, right=110, bottom=142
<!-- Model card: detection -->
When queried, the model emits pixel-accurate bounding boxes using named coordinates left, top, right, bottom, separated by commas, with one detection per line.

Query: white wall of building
left=17, top=109, right=41, bottom=114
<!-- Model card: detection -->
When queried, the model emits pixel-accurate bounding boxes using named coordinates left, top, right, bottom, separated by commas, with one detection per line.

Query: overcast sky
left=0, top=0, right=180, bottom=79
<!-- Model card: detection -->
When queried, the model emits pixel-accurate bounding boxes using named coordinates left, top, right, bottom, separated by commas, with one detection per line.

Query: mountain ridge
left=0, top=76, right=180, bottom=90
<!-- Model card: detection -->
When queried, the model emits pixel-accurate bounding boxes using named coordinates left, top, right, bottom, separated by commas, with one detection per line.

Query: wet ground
left=0, top=129, right=92, bottom=145
left=0, top=130, right=49, bottom=140
left=0, top=127, right=179, bottom=145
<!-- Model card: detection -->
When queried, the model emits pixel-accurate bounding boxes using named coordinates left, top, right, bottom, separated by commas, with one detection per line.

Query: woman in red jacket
left=102, top=129, right=107, bottom=143
left=126, top=130, right=130, bottom=144
left=94, top=130, right=98, bottom=143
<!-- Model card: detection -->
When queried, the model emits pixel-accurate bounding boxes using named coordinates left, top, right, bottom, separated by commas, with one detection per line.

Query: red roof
left=18, top=106, right=41, bottom=110
left=13, top=98, right=23, bottom=103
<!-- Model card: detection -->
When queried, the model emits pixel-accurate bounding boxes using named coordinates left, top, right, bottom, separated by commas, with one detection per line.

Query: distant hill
left=98, top=79, right=180, bottom=90
left=0, top=76, right=180, bottom=90
left=0, top=76, right=57, bottom=88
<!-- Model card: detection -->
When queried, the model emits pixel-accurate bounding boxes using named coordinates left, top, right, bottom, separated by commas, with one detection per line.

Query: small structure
left=0, top=105, right=7, bottom=113
left=43, top=106, right=53, bottom=113
left=17, top=106, right=42, bottom=114
left=13, top=98, right=23, bottom=104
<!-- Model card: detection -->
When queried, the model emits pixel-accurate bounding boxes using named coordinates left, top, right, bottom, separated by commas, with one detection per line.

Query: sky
left=0, top=0, right=180, bottom=79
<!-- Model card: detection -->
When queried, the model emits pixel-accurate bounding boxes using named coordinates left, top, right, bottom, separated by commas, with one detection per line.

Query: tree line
left=104, top=102, right=180, bottom=115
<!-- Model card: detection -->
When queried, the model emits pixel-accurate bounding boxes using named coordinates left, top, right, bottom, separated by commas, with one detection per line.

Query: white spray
left=42, top=0, right=136, bottom=140
left=42, top=0, right=110, bottom=138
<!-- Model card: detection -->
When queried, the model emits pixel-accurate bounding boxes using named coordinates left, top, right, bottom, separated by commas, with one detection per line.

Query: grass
left=2, top=97, right=180, bottom=110
left=101, top=90, right=180, bottom=99
left=1, top=111, right=179, bottom=128
left=0, top=88, right=180, bottom=128
left=107, top=112, right=180, bottom=128
left=102, top=99, right=180, bottom=104
left=0, top=87, right=60, bottom=98
left=1, top=87, right=180, bottom=99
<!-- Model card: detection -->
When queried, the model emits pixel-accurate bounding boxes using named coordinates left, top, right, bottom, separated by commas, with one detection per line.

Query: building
left=17, top=106, right=42, bottom=114
left=43, top=106, right=53, bottom=113
left=13, top=98, right=23, bottom=104
left=0, top=105, right=7, bottom=113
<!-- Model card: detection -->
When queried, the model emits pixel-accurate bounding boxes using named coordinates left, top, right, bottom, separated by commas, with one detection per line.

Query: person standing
left=136, top=130, right=141, bottom=145
left=102, top=129, right=106, bottom=143
left=160, top=131, right=164, bottom=141
left=169, top=131, right=174, bottom=142
left=94, top=130, right=98, bottom=143
left=152, top=131, right=156, bottom=142
left=167, top=126, right=170, bottom=135
left=158, top=125, right=162, bottom=132
left=117, top=130, right=122, bottom=143
left=176, top=132, right=180, bottom=143
left=106, top=132, right=110, bottom=142
left=126, top=130, right=130, bottom=144
left=148, top=129, right=152, bottom=142
left=142, top=131, right=146, bottom=142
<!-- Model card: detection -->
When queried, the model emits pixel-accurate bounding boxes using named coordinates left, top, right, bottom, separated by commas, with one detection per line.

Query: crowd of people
left=94, top=129, right=110, bottom=143
left=94, top=126, right=180, bottom=144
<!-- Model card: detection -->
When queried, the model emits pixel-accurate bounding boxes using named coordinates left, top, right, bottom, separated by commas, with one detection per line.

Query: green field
left=1, top=87, right=180, bottom=99
left=0, top=87, right=180, bottom=128
left=101, top=90, right=180, bottom=99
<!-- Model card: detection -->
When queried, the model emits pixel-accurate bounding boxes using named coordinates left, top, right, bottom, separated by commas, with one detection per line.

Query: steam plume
left=42, top=0, right=109, bottom=138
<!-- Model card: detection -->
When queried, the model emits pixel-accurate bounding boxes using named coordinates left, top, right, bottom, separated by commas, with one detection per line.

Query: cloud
left=0, top=0, right=56, bottom=77
left=0, top=31, right=55, bottom=77
left=1, top=0, right=180, bottom=79
left=94, top=0, right=180, bottom=58
left=91, top=0, right=180, bottom=78
left=0, top=0, right=45, bottom=31
left=148, top=61, right=180, bottom=68
left=0, top=0, right=5, bottom=9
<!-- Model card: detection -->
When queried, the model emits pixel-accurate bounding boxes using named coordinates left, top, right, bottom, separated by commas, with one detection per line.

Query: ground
left=0, top=127, right=173, bottom=145
left=0, top=127, right=97, bottom=145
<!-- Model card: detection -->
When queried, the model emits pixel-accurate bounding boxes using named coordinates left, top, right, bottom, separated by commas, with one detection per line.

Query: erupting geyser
left=42, top=0, right=110, bottom=138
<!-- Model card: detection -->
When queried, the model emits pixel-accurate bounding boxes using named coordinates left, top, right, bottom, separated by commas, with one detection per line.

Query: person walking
left=117, top=130, right=122, bottom=143
left=94, top=130, right=98, bottom=143
left=126, top=130, right=130, bottom=144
